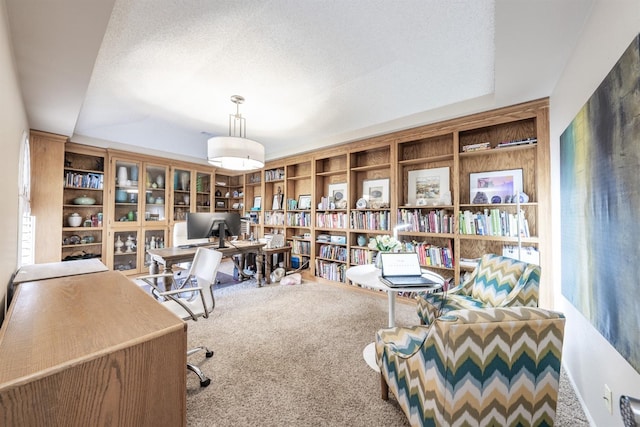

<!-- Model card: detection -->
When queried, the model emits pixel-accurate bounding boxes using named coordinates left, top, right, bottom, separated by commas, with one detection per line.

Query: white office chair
left=172, top=221, right=210, bottom=283
left=136, top=247, right=223, bottom=387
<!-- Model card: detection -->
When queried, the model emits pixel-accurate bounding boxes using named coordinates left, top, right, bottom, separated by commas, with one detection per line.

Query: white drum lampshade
left=207, top=136, right=264, bottom=171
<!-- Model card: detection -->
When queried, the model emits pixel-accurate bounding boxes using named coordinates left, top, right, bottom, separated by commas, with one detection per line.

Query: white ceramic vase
left=117, top=166, right=128, bottom=185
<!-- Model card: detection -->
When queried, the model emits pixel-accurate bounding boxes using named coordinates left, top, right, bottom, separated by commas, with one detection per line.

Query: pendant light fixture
left=207, top=95, right=265, bottom=171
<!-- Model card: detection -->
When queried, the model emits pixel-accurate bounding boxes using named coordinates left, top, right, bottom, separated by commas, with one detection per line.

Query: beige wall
left=550, top=1, right=640, bottom=426
left=0, top=1, right=29, bottom=322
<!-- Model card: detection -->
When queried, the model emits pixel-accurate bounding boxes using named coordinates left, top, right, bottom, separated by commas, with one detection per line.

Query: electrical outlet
left=604, top=384, right=613, bottom=414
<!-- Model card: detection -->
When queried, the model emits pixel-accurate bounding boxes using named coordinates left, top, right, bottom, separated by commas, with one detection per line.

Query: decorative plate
left=356, top=198, right=367, bottom=209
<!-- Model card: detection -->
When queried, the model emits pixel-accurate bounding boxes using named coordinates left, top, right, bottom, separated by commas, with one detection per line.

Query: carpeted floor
left=184, top=261, right=589, bottom=426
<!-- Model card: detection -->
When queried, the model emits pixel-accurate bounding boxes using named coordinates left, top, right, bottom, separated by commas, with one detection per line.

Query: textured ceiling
left=6, top=0, right=593, bottom=164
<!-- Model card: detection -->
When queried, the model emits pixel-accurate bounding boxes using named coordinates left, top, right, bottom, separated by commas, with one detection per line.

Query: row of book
left=317, top=244, right=348, bottom=262
left=291, top=240, right=311, bottom=256
left=316, top=212, right=348, bottom=228
left=409, top=241, right=454, bottom=269
left=350, top=248, right=372, bottom=265
left=314, top=260, right=346, bottom=282
left=462, top=137, right=538, bottom=152
left=264, top=211, right=285, bottom=226
left=65, top=172, right=104, bottom=189
left=459, top=209, right=530, bottom=237
left=286, top=212, right=311, bottom=227
left=349, top=211, right=390, bottom=231
left=396, top=209, right=454, bottom=234
left=264, top=168, right=285, bottom=181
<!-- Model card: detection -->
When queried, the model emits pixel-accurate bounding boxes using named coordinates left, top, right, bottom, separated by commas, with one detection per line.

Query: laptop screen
left=380, top=253, right=423, bottom=277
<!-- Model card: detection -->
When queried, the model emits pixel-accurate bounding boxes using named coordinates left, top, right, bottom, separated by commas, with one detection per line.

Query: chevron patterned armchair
left=376, top=307, right=566, bottom=427
left=417, top=253, right=540, bottom=325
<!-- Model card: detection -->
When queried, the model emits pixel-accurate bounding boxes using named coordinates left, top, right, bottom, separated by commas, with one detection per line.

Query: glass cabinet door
left=143, top=163, right=168, bottom=224
left=112, top=229, right=139, bottom=274
left=172, top=167, right=192, bottom=221
left=141, top=227, right=168, bottom=273
left=195, top=171, right=213, bottom=213
left=113, top=159, right=142, bottom=225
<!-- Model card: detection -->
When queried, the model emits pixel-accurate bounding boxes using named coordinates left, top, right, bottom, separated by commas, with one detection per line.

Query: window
left=18, top=131, right=33, bottom=266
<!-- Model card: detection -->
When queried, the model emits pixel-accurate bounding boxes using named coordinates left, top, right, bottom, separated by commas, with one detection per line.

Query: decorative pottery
left=180, top=172, right=189, bottom=191
left=155, top=197, right=164, bottom=204
left=67, top=213, right=82, bottom=227
left=156, top=174, right=164, bottom=188
left=357, top=235, right=367, bottom=246
left=115, top=189, right=127, bottom=202
left=117, top=166, right=128, bottom=185
left=130, top=166, right=138, bottom=181
left=73, top=196, right=96, bottom=205
left=125, top=235, right=134, bottom=253
left=114, top=235, right=124, bottom=253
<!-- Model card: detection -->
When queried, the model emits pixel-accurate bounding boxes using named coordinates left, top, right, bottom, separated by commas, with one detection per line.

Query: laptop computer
left=379, top=252, right=438, bottom=288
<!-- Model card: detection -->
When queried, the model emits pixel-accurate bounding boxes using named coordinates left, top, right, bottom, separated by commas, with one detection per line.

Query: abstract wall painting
left=560, top=34, right=640, bottom=373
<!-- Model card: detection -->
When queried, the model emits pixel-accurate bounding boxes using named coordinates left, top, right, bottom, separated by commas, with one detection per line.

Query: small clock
left=356, top=198, right=367, bottom=209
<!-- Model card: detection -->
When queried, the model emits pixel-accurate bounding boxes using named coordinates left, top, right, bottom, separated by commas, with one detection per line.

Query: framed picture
left=253, top=196, right=262, bottom=209
left=298, top=194, right=312, bottom=210
left=328, top=182, right=347, bottom=204
left=272, top=192, right=284, bottom=210
left=470, top=168, right=523, bottom=204
left=408, top=167, right=450, bottom=206
left=363, top=178, right=390, bottom=205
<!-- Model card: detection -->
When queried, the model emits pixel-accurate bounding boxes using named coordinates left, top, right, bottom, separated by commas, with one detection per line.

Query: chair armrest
left=160, top=286, right=203, bottom=297
left=500, top=264, right=541, bottom=306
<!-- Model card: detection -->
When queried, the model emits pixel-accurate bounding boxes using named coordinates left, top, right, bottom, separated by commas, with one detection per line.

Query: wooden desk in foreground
left=0, top=270, right=187, bottom=426
left=147, top=240, right=266, bottom=285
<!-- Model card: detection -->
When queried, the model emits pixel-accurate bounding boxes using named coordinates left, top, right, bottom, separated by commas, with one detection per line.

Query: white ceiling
left=5, top=0, right=593, bottom=165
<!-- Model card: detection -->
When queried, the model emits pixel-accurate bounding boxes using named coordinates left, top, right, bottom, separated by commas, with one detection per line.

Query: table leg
left=387, top=292, right=396, bottom=328
left=255, top=251, right=263, bottom=287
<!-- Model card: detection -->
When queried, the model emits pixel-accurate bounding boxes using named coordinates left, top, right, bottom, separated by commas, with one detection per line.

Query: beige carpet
left=185, top=262, right=589, bottom=426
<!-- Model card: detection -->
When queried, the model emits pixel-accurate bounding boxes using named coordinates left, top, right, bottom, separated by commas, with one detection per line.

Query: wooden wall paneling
left=30, top=130, right=67, bottom=263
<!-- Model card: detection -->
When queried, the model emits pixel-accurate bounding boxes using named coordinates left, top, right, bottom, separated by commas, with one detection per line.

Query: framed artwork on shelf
left=328, top=182, right=347, bottom=208
left=253, top=196, right=262, bottom=209
left=362, top=178, right=390, bottom=207
left=298, top=194, right=312, bottom=210
left=470, top=168, right=523, bottom=204
left=272, top=192, right=284, bottom=210
left=408, top=167, right=450, bottom=206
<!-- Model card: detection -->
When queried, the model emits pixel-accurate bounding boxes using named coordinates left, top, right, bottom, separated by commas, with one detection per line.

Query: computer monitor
left=186, top=212, right=242, bottom=248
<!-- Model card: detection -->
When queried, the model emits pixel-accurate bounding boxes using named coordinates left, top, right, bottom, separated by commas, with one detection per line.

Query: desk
left=263, top=246, right=292, bottom=284
left=0, top=270, right=186, bottom=426
left=346, top=264, right=443, bottom=372
left=147, top=240, right=266, bottom=285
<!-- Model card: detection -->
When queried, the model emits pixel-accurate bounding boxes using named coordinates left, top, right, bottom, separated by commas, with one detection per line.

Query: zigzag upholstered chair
left=417, top=253, right=540, bottom=325
left=376, top=307, right=566, bottom=427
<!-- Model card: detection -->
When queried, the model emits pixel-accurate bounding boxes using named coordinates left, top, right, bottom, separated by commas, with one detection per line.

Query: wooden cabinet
left=263, top=165, right=286, bottom=232
left=284, top=159, right=312, bottom=272
left=394, top=133, right=456, bottom=280
left=61, top=143, right=107, bottom=264
left=214, top=172, right=244, bottom=212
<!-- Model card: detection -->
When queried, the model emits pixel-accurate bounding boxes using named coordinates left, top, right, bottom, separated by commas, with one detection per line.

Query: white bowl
left=68, top=214, right=83, bottom=227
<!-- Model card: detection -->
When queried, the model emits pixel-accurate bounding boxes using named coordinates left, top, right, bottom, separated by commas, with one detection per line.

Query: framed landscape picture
left=469, top=169, right=523, bottom=204
left=408, top=167, right=450, bottom=206
left=363, top=178, right=389, bottom=205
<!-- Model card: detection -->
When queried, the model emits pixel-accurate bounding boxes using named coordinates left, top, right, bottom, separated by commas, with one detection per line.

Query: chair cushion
left=470, top=254, right=527, bottom=306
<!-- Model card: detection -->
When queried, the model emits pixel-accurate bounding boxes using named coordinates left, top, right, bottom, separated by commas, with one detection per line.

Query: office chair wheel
left=200, top=378, right=211, bottom=387
left=206, top=349, right=214, bottom=358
